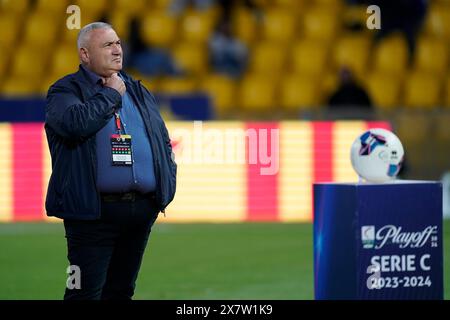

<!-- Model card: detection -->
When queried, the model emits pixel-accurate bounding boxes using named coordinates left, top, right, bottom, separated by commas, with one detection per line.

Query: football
left=350, top=128, right=405, bottom=183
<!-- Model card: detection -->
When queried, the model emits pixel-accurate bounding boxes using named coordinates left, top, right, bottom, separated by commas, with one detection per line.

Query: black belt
left=100, top=192, right=156, bottom=202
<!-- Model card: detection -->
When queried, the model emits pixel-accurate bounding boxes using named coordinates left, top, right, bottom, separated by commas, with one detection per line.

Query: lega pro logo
left=361, top=225, right=438, bottom=249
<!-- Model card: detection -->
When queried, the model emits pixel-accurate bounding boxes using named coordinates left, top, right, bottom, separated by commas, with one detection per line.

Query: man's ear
left=79, top=47, right=89, bottom=64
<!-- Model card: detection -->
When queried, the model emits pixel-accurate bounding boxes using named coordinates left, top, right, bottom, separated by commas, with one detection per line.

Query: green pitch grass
left=0, top=221, right=449, bottom=300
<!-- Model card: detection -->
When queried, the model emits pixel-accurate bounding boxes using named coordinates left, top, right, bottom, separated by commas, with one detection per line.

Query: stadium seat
left=424, top=3, right=450, bottom=40
left=313, top=0, right=343, bottom=8
left=141, top=11, right=178, bottom=48
left=342, top=4, right=368, bottom=29
left=238, top=74, right=276, bottom=112
left=180, top=9, right=216, bottom=44
left=76, top=0, right=108, bottom=18
left=261, top=8, right=297, bottom=44
left=231, top=8, right=259, bottom=46
left=0, top=50, right=9, bottom=79
left=249, top=42, right=287, bottom=76
left=333, top=34, right=371, bottom=80
left=413, top=37, right=448, bottom=78
left=10, top=45, right=47, bottom=81
left=150, top=0, right=172, bottom=10
left=34, top=0, right=69, bottom=14
left=0, top=14, right=20, bottom=50
left=50, top=44, right=80, bottom=78
left=61, top=28, right=79, bottom=47
left=366, top=72, right=402, bottom=111
left=172, top=43, right=208, bottom=75
left=200, top=74, right=237, bottom=116
left=108, top=12, right=132, bottom=40
left=372, top=33, right=409, bottom=77
left=0, top=0, right=29, bottom=15
left=403, top=72, right=442, bottom=109
left=0, top=76, right=38, bottom=97
left=158, top=77, right=198, bottom=95
left=280, top=74, right=321, bottom=111
left=22, top=13, right=60, bottom=49
left=272, top=0, right=306, bottom=11
left=290, top=39, right=328, bottom=76
left=302, top=6, right=339, bottom=41
left=113, top=0, right=147, bottom=16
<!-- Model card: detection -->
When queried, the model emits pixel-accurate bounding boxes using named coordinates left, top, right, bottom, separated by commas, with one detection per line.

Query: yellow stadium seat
left=180, top=9, right=215, bottom=43
left=35, top=0, right=68, bottom=14
left=313, top=0, right=343, bottom=9
left=1, top=76, right=38, bottom=97
left=272, top=0, right=306, bottom=11
left=61, top=27, right=79, bottom=47
left=403, top=72, right=442, bottom=109
left=141, top=12, right=178, bottom=48
left=113, top=0, right=147, bottom=16
left=108, top=12, right=131, bottom=40
left=22, top=13, right=60, bottom=49
left=150, top=0, right=172, bottom=10
left=159, top=77, right=198, bottom=94
left=238, top=74, right=276, bottom=112
left=0, top=14, right=20, bottom=50
left=302, top=6, right=339, bottom=41
left=10, top=45, right=47, bottom=80
left=342, top=4, right=368, bottom=28
left=333, top=34, right=371, bottom=80
left=172, top=43, right=208, bottom=75
left=232, top=7, right=259, bottom=46
left=290, top=39, right=328, bottom=76
left=424, top=4, right=450, bottom=39
left=413, top=37, right=448, bottom=78
left=280, top=74, right=320, bottom=111
left=200, top=74, right=237, bottom=116
left=76, top=0, right=108, bottom=17
left=262, top=8, right=297, bottom=44
left=373, top=33, right=409, bottom=76
left=50, top=45, right=80, bottom=78
left=249, top=42, right=287, bottom=76
left=0, top=49, right=10, bottom=77
left=0, top=0, right=29, bottom=15
left=366, top=72, right=402, bottom=111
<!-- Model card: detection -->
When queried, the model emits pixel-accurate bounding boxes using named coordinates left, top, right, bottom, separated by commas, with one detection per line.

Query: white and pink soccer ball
left=350, top=128, right=405, bottom=183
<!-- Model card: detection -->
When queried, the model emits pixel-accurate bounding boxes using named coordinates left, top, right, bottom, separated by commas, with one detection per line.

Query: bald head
left=77, top=22, right=123, bottom=78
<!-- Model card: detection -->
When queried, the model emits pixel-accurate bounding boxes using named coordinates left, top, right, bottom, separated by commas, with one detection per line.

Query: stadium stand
left=0, top=0, right=449, bottom=179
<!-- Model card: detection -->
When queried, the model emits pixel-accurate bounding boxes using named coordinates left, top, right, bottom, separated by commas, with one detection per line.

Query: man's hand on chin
left=104, top=73, right=126, bottom=96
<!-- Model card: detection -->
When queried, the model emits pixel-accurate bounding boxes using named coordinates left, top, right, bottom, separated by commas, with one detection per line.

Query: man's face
left=80, top=28, right=123, bottom=78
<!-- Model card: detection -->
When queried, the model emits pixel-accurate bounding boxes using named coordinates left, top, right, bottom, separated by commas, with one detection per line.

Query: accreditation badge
left=111, top=134, right=133, bottom=166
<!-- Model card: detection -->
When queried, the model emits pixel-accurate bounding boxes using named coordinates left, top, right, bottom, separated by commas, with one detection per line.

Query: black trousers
left=63, top=193, right=159, bottom=300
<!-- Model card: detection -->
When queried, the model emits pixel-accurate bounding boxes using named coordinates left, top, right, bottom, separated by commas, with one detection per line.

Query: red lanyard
left=114, top=112, right=122, bottom=134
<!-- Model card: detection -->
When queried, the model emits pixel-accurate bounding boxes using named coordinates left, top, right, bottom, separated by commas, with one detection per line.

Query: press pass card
left=111, top=134, right=133, bottom=166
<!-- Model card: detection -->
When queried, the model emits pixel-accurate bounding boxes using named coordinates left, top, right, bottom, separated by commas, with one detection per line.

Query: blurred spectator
left=328, top=67, right=372, bottom=108
left=124, top=18, right=183, bottom=77
left=208, top=19, right=248, bottom=78
left=371, top=0, right=428, bottom=63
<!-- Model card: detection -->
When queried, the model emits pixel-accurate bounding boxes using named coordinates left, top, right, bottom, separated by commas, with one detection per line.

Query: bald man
left=45, top=22, right=177, bottom=300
